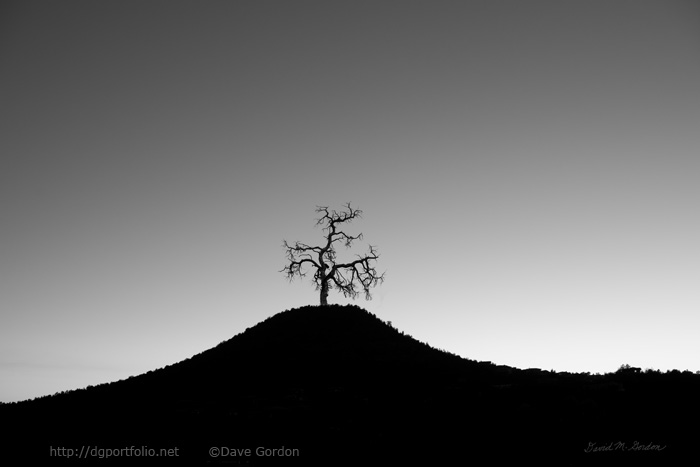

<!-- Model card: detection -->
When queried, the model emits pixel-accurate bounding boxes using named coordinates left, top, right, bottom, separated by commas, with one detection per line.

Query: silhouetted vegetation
left=281, top=203, right=384, bottom=305
left=2, top=305, right=698, bottom=466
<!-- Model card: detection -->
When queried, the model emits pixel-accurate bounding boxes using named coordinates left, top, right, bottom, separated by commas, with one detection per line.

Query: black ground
left=2, top=305, right=696, bottom=465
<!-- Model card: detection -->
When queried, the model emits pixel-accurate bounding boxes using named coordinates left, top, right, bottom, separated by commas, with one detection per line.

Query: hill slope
left=3, top=305, right=697, bottom=465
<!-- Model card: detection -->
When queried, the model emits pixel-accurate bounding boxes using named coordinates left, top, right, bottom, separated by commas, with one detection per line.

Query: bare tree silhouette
left=282, top=203, right=385, bottom=306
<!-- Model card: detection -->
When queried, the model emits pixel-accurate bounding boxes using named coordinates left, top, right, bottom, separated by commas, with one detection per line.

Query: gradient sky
left=2, top=0, right=700, bottom=402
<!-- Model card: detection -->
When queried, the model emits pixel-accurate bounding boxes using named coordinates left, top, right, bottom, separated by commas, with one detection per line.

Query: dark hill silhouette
left=2, top=305, right=698, bottom=465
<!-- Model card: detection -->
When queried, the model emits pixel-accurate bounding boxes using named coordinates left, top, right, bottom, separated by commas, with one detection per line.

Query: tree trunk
left=320, top=279, right=328, bottom=306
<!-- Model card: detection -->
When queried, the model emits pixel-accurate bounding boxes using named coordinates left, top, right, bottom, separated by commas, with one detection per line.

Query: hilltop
left=2, top=305, right=698, bottom=465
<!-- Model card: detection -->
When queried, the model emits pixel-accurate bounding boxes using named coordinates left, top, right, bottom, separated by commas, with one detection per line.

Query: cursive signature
left=584, top=441, right=667, bottom=453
